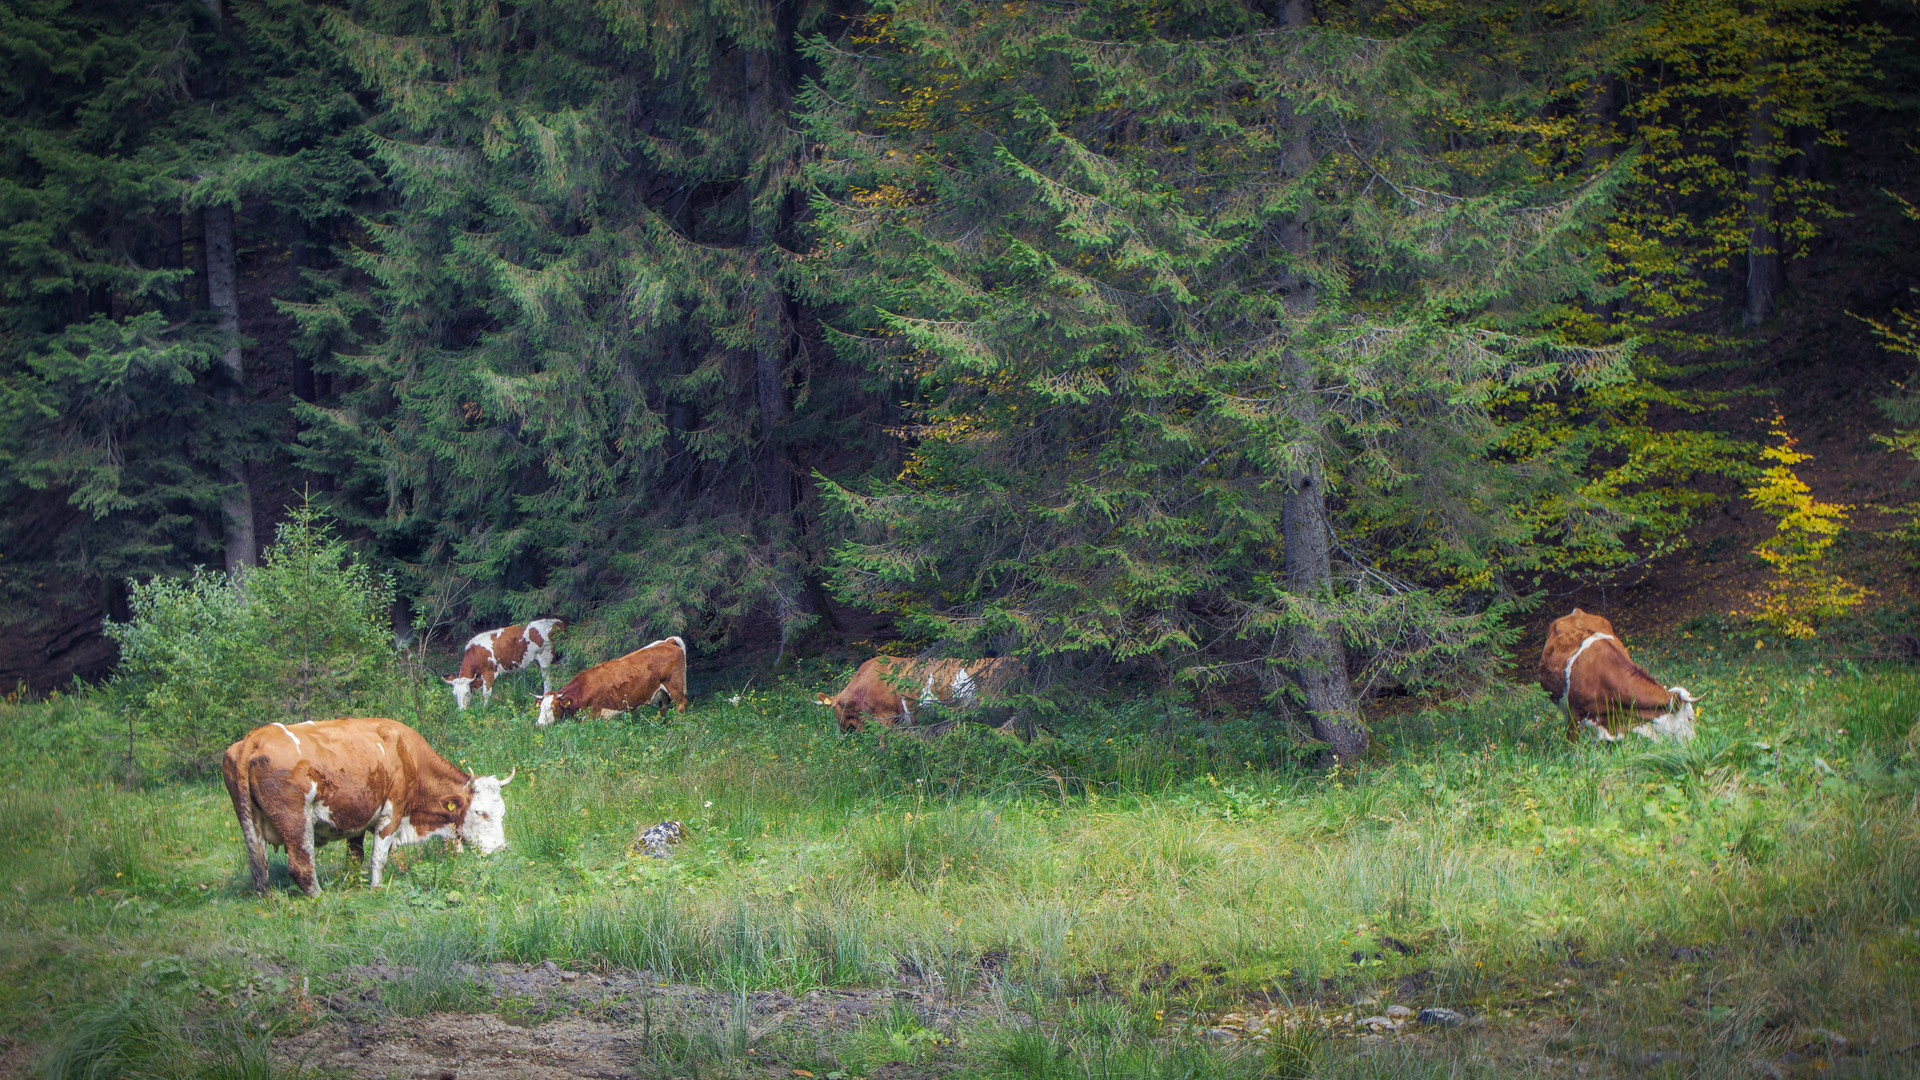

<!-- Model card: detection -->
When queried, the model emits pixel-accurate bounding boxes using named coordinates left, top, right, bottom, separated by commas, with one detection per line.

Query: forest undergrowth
left=2, top=632, right=1917, bottom=1079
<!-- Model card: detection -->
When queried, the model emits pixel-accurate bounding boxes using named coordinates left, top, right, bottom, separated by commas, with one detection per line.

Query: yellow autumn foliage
left=1744, top=413, right=1868, bottom=637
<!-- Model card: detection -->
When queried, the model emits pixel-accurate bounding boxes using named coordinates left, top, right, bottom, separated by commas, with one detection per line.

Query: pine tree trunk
left=1582, top=72, right=1618, bottom=171
left=752, top=249, right=793, bottom=521
left=1276, top=0, right=1365, bottom=762
left=1279, top=353, right=1365, bottom=762
left=205, top=202, right=257, bottom=575
left=289, top=219, right=316, bottom=402
left=1583, top=73, right=1621, bottom=322
left=1743, top=86, right=1783, bottom=327
left=197, top=0, right=254, bottom=575
left=745, top=45, right=815, bottom=662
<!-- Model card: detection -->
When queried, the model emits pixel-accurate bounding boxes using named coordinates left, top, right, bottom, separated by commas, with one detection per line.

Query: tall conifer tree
left=804, top=0, right=1623, bottom=757
left=298, top=0, right=874, bottom=656
left=0, top=0, right=225, bottom=618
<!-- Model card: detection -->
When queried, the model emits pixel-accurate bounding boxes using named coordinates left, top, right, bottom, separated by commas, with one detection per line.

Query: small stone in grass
left=1417, top=1007, right=1467, bottom=1027
left=633, top=819, right=685, bottom=859
left=1386, top=1005, right=1415, bottom=1019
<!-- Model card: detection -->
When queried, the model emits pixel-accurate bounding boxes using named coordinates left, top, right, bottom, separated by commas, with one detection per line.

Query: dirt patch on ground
left=279, top=961, right=1018, bottom=1080
left=283, top=1013, right=637, bottom=1080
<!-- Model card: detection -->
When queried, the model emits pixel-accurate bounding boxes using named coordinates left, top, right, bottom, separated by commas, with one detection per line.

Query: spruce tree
left=803, top=0, right=1623, bottom=758
left=0, top=0, right=225, bottom=616
left=297, top=0, right=876, bottom=658
left=1, top=0, right=376, bottom=643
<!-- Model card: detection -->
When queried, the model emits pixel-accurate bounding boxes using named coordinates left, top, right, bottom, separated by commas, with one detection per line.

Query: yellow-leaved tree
left=1745, top=413, right=1868, bottom=637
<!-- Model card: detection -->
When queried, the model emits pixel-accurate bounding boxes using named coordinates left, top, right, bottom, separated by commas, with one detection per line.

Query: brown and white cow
left=814, top=655, right=1027, bottom=734
left=443, top=618, right=565, bottom=709
left=537, top=636, right=688, bottom=726
left=1538, top=609, right=1703, bottom=743
left=221, top=716, right=512, bottom=897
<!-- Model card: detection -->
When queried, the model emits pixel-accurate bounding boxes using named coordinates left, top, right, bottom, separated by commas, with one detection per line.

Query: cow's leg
left=368, top=830, right=396, bottom=888
left=287, top=842, right=320, bottom=897
left=239, top=807, right=272, bottom=895
left=250, top=793, right=318, bottom=895
left=262, top=800, right=320, bottom=896
left=347, top=833, right=366, bottom=865
left=538, top=650, right=554, bottom=693
left=223, top=756, right=274, bottom=896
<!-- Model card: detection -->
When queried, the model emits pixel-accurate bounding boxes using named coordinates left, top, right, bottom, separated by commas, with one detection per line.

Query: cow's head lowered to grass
left=443, top=674, right=478, bottom=710
left=536, top=691, right=571, bottom=726
left=1629, top=687, right=1705, bottom=743
left=460, top=768, right=514, bottom=854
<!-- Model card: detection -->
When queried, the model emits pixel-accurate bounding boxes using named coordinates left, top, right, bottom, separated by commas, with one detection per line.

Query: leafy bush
left=105, top=503, right=397, bottom=774
left=1744, top=414, right=1869, bottom=637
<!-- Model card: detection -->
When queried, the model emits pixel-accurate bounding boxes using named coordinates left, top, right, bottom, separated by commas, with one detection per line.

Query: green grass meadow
left=3, top=637, right=1918, bottom=1078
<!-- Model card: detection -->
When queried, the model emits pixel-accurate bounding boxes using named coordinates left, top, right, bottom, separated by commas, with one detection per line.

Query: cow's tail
left=220, top=745, right=272, bottom=895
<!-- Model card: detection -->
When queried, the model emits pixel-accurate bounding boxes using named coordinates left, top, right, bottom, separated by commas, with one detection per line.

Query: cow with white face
left=1538, top=609, right=1704, bottom=743
left=221, top=716, right=513, bottom=897
left=443, top=618, right=565, bottom=709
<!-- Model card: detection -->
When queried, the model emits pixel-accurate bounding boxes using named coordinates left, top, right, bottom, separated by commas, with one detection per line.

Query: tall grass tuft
left=36, top=991, right=304, bottom=1080
left=381, top=922, right=488, bottom=1016
left=851, top=802, right=1002, bottom=887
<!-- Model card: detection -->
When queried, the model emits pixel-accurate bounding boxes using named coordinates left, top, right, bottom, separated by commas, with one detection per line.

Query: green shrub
left=105, top=503, right=397, bottom=774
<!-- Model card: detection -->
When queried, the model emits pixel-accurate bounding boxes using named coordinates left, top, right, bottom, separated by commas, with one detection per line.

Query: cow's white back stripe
left=1563, top=632, right=1616, bottom=710
left=273, top=722, right=302, bottom=751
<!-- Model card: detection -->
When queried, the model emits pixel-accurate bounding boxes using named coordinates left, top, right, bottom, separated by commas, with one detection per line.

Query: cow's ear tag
left=446, top=799, right=459, bottom=812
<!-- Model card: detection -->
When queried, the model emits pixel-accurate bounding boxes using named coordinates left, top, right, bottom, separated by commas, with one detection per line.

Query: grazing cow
left=814, top=655, right=1027, bottom=734
left=443, top=618, right=566, bottom=709
left=1538, top=609, right=1703, bottom=743
left=537, top=636, right=688, bottom=726
left=221, top=716, right=512, bottom=897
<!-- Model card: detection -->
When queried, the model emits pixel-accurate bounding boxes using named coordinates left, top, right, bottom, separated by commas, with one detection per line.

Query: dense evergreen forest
left=4, top=0, right=1917, bottom=753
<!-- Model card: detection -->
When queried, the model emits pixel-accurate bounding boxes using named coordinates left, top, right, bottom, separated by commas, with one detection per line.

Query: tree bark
left=751, top=248, right=793, bottom=520
left=196, top=0, right=255, bottom=575
left=1281, top=473, right=1364, bottom=759
left=745, top=45, right=815, bottom=663
left=204, top=202, right=257, bottom=575
left=1582, top=72, right=1618, bottom=172
left=289, top=218, right=316, bottom=402
left=1743, top=86, right=1783, bottom=327
left=1275, top=0, right=1365, bottom=761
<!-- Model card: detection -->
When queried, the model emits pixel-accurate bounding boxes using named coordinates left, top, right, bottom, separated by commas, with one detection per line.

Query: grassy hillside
left=2, top=636, right=1917, bottom=1078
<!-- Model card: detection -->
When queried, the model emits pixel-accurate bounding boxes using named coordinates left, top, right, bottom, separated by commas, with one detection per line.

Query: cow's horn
left=499, top=766, right=516, bottom=786
left=442, top=675, right=459, bottom=684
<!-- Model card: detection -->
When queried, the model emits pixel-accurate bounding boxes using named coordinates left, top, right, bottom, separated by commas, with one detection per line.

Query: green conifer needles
left=804, top=2, right=1624, bottom=713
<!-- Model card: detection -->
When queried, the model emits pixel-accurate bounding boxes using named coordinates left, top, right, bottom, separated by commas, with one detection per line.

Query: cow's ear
left=445, top=798, right=461, bottom=813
